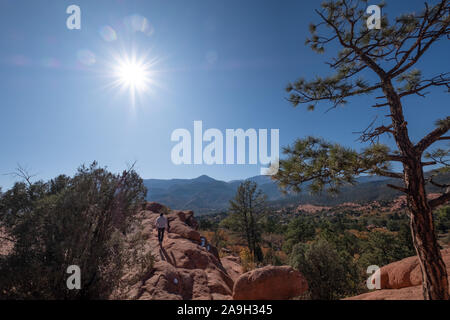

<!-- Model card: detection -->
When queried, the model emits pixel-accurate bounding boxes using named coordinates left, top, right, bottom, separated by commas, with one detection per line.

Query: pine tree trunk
left=406, top=162, right=449, bottom=300
left=383, top=79, right=449, bottom=299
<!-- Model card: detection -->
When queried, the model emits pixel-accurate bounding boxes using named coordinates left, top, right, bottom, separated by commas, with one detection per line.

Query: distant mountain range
left=143, top=172, right=449, bottom=215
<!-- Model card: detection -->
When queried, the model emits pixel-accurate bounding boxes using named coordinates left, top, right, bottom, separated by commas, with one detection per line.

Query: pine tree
left=228, top=181, right=266, bottom=261
left=274, top=0, right=450, bottom=299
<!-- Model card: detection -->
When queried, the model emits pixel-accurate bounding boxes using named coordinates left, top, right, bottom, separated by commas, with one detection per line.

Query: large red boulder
left=368, top=248, right=450, bottom=289
left=349, top=249, right=450, bottom=300
left=232, top=266, right=308, bottom=300
left=346, top=285, right=425, bottom=300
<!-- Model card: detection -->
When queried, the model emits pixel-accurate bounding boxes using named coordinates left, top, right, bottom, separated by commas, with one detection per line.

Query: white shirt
left=155, top=215, right=168, bottom=229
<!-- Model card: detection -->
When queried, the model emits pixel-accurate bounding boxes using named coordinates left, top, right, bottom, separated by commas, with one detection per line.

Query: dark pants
left=158, top=228, right=165, bottom=243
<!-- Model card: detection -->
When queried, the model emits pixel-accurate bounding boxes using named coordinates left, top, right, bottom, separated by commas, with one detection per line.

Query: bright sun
left=117, top=61, right=148, bottom=90
left=108, top=51, right=159, bottom=108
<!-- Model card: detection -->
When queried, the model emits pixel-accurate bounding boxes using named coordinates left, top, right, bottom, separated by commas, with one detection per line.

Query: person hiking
left=155, top=213, right=169, bottom=245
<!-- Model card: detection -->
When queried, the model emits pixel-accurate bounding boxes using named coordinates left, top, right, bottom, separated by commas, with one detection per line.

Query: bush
left=435, top=206, right=450, bottom=234
left=359, top=225, right=415, bottom=268
left=0, top=162, right=148, bottom=299
left=289, top=239, right=363, bottom=300
left=283, top=216, right=316, bottom=254
left=240, top=247, right=256, bottom=273
left=263, top=248, right=283, bottom=266
left=211, top=229, right=228, bottom=252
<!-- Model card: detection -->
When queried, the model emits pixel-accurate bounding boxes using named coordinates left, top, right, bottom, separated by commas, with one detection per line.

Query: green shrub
left=263, top=248, right=283, bottom=266
left=0, top=162, right=148, bottom=300
left=359, top=225, right=415, bottom=268
left=289, top=239, right=363, bottom=300
left=283, top=216, right=316, bottom=254
left=435, top=206, right=450, bottom=234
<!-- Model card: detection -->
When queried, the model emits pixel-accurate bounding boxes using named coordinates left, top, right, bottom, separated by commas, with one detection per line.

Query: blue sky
left=0, top=0, right=448, bottom=188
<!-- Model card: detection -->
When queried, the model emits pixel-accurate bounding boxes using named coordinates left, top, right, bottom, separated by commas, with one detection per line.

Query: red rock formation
left=295, top=204, right=332, bottom=214
left=144, top=202, right=166, bottom=213
left=221, top=256, right=242, bottom=282
left=346, top=285, right=425, bottom=300
left=118, top=203, right=238, bottom=300
left=372, top=248, right=450, bottom=290
left=117, top=202, right=312, bottom=300
left=232, top=266, right=308, bottom=300
left=348, top=248, right=450, bottom=300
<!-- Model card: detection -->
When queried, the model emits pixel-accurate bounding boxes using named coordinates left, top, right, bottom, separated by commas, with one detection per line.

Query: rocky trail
left=118, top=202, right=308, bottom=300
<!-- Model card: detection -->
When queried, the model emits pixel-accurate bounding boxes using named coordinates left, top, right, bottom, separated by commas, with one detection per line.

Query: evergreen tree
left=283, top=216, right=316, bottom=254
left=228, top=181, right=267, bottom=261
left=274, top=0, right=450, bottom=299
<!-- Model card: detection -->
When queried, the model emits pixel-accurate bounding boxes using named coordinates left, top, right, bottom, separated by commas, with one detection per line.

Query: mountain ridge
left=144, top=171, right=450, bottom=215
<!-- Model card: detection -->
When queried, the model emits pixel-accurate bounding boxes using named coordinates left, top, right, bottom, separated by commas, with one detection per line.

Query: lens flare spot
left=99, top=25, right=117, bottom=42
left=124, top=14, right=154, bottom=36
left=77, top=49, right=96, bottom=66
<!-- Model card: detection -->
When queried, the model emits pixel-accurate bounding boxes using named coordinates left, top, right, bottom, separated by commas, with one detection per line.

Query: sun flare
left=107, top=51, right=159, bottom=108
left=116, top=60, right=148, bottom=90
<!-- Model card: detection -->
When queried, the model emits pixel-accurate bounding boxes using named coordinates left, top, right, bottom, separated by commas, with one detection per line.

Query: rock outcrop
left=221, top=256, right=243, bottom=283
left=232, top=266, right=308, bottom=300
left=119, top=202, right=239, bottom=300
left=348, top=248, right=450, bottom=300
left=118, top=202, right=312, bottom=300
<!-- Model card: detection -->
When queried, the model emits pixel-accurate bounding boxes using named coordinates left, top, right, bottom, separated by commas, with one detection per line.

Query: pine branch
left=416, top=117, right=450, bottom=153
left=398, top=73, right=450, bottom=98
left=389, top=1, right=450, bottom=78
left=429, top=191, right=450, bottom=208
left=374, top=169, right=403, bottom=179
left=422, top=161, right=438, bottom=167
left=387, top=184, right=409, bottom=193
left=429, top=177, right=450, bottom=189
